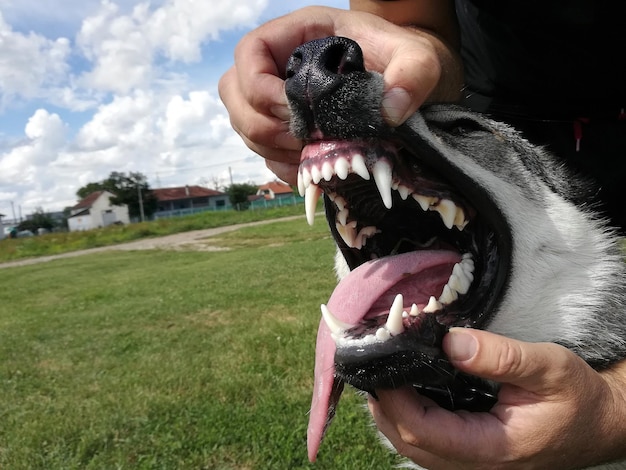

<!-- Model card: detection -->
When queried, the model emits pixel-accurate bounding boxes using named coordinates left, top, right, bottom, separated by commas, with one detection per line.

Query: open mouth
left=299, top=137, right=502, bottom=373
left=301, top=134, right=508, bottom=460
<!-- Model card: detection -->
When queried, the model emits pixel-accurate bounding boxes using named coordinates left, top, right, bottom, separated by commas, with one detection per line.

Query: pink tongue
left=307, top=250, right=461, bottom=461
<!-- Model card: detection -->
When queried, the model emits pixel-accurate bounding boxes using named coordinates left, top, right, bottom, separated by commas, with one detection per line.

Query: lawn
left=0, top=204, right=310, bottom=263
left=0, top=217, right=400, bottom=469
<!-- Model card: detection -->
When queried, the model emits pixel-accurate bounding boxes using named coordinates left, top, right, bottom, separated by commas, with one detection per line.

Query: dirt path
left=0, top=215, right=306, bottom=270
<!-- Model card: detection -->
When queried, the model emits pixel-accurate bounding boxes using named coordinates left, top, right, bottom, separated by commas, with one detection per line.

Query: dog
left=283, top=36, right=626, bottom=468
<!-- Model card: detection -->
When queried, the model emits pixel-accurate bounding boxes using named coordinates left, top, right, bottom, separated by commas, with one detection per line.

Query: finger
left=368, top=391, right=446, bottom=469
left=444, top=328, right=586, bottom=394
left=265, top=160, right=300, bottom=186
left=369, top=387, right=504, bottom=464
left=219, top=68, right=301, bottom=158
left=332, top=14, right=445, bottom=125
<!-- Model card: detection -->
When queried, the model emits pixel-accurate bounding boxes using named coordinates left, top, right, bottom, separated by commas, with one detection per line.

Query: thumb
left=443, top=328, right=582, bottom=393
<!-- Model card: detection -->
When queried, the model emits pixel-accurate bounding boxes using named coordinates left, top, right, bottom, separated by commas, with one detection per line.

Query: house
left=67, top=191, right=130, bottom=231
left=256, top=181, right=294, bottom=200
left=153, top=185, right=228, bottom=215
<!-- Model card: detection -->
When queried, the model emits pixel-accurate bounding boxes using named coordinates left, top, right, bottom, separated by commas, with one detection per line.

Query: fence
left=152, top=195, right=305, bottom=220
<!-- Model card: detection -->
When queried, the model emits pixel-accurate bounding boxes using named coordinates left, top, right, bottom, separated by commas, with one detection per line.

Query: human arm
left=369, top=328, right=626, bottom=469
left=218, top=1, right=462, bottom=184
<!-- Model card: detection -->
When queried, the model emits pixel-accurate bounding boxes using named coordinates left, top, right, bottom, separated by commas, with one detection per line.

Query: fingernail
left=446, top=329, right=477, bottom=362
left=271, top=104, right=291, bottom=122
left=381, top=87, right=411, bottom=126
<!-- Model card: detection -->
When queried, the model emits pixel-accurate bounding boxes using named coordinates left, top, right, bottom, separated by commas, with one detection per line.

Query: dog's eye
left=435, top=118, right=487, bottom=137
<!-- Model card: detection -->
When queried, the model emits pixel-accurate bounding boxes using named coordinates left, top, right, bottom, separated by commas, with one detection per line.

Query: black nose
left=285, top=36, right=366, bottom=112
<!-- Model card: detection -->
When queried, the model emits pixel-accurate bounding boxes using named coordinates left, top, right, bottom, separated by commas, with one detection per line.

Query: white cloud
left=77, top=0, right=268, bottom=93
left=0, top=12, right=71, bottom=105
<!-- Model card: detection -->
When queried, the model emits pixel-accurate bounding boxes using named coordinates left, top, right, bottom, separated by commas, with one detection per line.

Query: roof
left=153, top=185, right=225, bottom=202
left=258, top=181, right=293, bottom=195
left=72, top=191, right=107, bottom=210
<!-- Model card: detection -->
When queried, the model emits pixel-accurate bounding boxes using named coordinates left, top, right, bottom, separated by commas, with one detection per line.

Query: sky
left=0, top=0, right=347, bottom=220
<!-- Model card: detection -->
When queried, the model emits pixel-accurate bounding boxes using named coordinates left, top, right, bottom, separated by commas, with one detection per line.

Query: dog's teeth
left=461, top=256, right=475, bottom=278
left=351, top=153, right=370, bottom=180
left=305, top=184, right=322, bottom=226
left=434, top=199, right=457, bottom=229
left=423, top=296, right=442, bottom=313
left=439, top=284, right=459, bottom=305
left=409, top=303, right=420, bottom=316
left=355, top=226, right=378, bottom=249
left=372, top=160, right=393, bottom=209
left=385, top=294, right=405, bottom=336
left=336, top=208, right=349, bottom=226
left=454, top=208, right=468, bottom=230
left=452, top=264, right=472, bottom=293
left=302, top=168, right=312, bottom=190
left=336, top=221, right=357, bottom=247
left=334, top=195, right=347, bottom=211
left=375, top=327, right=391, bottom=342
left=413, top=194, right=432, bottom=211
left=335, top=157, right=350, bottom=180
left=297, top=170, right=306, bottom=197
left=320, top=304, right=353, bottom=335
left=397, top=185, right=411, bottom=200
left=311, top=165, right=322, bottom=184
left=321, top=161, right=334, bottom=181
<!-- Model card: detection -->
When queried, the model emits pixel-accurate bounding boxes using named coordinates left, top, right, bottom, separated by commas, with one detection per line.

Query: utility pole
left=137, top=183, right=145, bottom=222
left=229, top=166, right=234, bottom=186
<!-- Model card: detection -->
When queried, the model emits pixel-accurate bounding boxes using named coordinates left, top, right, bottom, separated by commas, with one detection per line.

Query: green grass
left=0, top=218, right=400, bottom=469
left=0, top=204, right=311, bottom=263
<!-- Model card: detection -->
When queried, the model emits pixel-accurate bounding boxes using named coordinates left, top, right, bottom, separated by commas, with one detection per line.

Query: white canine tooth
left=336, top=222, right=357, bottom=247
left=435, top=199, right=457, bottom=229
left=439, top=284, right=458, bottom=304
left=413, top=194, right=432, bottom=211
left=375, top=327, right=391, bottom=342
left=423, top=296, right=442, bottom=313
left=372, top=160, right=393, bottom=209
left=409, top=304, right=420, bottom=317
left=320, top=304, right=353, bottom=335
left=351, top=153, right=370, bottom=180
left=305, top=184, right=322, bottom=226
left=297, top=170, right=305, bottom=197
left=334, top=157, right=350, bottom=180
left=397, top=185, right=411, bottom=200
left=385, top=294, right=405, bottom=336
left=311, top=165, right=322, bottom=184
left=337, top=208, right=349, bottom=226
left=321, top=161, right=334, bottom=181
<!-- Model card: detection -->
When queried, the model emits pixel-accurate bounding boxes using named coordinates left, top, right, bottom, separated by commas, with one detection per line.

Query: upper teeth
left=298, top=153, right=469, bottom=237
left=322, top=254, right=476, bottom=348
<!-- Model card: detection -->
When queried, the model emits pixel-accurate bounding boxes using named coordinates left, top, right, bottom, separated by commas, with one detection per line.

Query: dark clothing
left=456, top=0, right=626, bottom=230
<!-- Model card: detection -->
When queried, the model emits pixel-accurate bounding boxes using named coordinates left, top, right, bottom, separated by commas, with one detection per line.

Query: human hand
left=368, top=328, right=626, bottom=470
left=218, top=5, right=461, bottom=185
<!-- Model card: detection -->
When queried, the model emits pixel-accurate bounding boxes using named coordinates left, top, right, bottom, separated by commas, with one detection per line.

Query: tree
left=227, top=183, right=258, bottom=210
left=17, top=207, right=55, bottom=232
left=76, top=171, right=159, bottom=220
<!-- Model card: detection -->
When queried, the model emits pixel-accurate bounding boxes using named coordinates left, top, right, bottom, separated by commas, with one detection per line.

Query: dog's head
left=284, top=37, right=626, bottom=460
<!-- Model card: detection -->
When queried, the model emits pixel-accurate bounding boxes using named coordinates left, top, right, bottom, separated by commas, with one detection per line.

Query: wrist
left=600, top=359, right=626, bottom=462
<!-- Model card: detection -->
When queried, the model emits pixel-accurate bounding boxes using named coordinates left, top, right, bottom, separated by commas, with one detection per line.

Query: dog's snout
left=286, top=36, right=364, bottom=80
left=285, top=37, right=365, bottom=108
